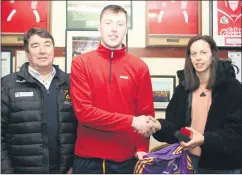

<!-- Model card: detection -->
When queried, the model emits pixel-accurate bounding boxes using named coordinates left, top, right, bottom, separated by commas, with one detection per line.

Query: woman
left=152, top=35, right=242, bottom=173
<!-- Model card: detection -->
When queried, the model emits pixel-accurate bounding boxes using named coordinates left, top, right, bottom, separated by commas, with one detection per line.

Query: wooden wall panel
left=1, top=46, right=237, bottom=59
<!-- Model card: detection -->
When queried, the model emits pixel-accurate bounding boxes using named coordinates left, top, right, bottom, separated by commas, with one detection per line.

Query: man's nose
left=111, top=24, right=117, bottom=32
left=39, top=46, right=46, bottom=54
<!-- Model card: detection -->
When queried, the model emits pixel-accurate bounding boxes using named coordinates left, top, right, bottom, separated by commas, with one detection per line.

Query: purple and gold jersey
left=134, top=143, right=194, bottom=174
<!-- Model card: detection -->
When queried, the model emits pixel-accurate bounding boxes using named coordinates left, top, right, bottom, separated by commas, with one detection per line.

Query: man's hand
left=181, top=127, right=204, bottom=149
left=131, top=115, right=156, bottom=137
left=149, top=117, right=161, bottom=131
left=135, top=151, right=147, bottom=160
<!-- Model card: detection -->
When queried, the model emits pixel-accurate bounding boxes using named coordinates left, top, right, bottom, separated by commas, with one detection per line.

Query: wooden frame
left=66, top=1, right=133, bottom=30
left=151, top=75, right=176, bottom=111
left=1, top=1, right=51, bottom=46
left=209, top=1, right=241, bottom=48
left=1, top=50, right=13, bottom=77
left=146, top=1, right=202, bottom=47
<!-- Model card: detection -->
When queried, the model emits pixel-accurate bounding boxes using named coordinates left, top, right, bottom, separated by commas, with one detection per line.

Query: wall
left=50, top=1, right=211, bottom=150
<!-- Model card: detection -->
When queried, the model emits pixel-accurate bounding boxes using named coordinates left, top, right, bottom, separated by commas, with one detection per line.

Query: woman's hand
left=181, top=127, right=204, bottom=149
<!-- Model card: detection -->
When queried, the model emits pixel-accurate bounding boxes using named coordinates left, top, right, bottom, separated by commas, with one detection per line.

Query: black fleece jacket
left=153, top=60, right=242, bottom=170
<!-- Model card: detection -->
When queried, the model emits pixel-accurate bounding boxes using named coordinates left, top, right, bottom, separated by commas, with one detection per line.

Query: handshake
left=131, top=115, right=161, bottom=138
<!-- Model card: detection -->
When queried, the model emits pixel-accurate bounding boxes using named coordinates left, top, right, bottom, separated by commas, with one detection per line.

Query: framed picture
left=151, top=75, right=176, bottom=111
left=66, top=1, right=133, bottom=30
left=15, top=50, right=28, bottom=72
left=146, top=1, right=201, bottom=46
left=66, top=31, right=101, bottom=73
left=1, top=1, right=51, bottom=46
left=1, top=50, right=13, bottom=77
left=210, top=1, right=241, bottom=48
left=228, top=51, right=241, bottom=83
left=66, top=30, right=128, bottom=73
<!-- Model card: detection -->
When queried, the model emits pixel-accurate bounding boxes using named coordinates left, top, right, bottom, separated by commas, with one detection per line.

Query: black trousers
left=73, top=155, right=137, bottom=174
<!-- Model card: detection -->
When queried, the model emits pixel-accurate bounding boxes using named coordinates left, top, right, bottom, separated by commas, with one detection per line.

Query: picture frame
left=146, top=1, right=202, bottom=47
left=209, top=1, right=241, bottom=48
left=66, top=1, right=133, bottom=30
left=1, top=50, right=13, bottom=77
left=15, top=50, right=28, bottom=72
left=151, top=75, right=176, bottom=111
left=65, top=30, right=101, bottom=73
left=228, top=51, right=241, bottom=83
left=1, top=1, right=51, bottom=46
left=65, top=30, right=128, bottom=73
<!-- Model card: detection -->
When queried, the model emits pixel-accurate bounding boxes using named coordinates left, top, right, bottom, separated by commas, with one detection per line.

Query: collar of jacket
left=96, top=43, right=126, bottom=60
left=16, top=62, right=68, bottom=84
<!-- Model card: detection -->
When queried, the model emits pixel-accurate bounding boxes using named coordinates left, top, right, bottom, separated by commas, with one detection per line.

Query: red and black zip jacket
left=70, top=43, right=154, bottom=162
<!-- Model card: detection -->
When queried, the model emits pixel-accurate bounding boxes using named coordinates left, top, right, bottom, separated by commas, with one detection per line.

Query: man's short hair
left=100, top=4, right=128, bottom=22
left=23, top=27, right=55, bottom=53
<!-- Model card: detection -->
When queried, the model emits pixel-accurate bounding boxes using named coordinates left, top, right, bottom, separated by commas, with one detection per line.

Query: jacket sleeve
left=152, top=85, right=182, bottom=144
left=70, top=58, right=133, bottom=132
left=1, top=78, right=13, bottom=174
left=134, top=70, right=155, bottom=153
left=200, top=82, right=242, bottom=163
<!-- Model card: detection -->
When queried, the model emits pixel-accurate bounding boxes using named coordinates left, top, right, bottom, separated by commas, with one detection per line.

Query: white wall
left=50, top=1, right=210, bottom=150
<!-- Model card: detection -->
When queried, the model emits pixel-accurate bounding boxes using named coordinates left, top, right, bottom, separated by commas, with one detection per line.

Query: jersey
left=1, top=1, right=49, bottom=33
left=148, top=1, right=198, bottom=35
left=217, top=0, right=241, bottom=36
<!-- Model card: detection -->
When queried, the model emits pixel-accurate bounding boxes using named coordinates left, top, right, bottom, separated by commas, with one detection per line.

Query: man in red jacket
left=70, top=4, right=155, bottom=174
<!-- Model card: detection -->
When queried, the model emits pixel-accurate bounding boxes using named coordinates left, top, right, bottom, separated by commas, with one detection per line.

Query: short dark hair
left=184, top=35, right=219, bottom=91
left=100, top=5, right=128, bottom=22
left=23, top=27, right=55, bottom=53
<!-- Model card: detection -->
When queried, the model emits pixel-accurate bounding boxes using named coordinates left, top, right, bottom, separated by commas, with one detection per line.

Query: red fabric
left=148, top=1, right=198, bottom=35
left=217, top=1, right=241, bottom=35
left=1, top=1, right=49, bottom=33
left=70, top=44, right=154, bottom=162
left=180, top=128, right=191, bottom=137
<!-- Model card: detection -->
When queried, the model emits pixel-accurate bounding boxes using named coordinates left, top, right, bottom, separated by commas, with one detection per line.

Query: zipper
left=55, top=78, right=67, bottom=172
left=108, top=50, right=114, bottom=83
left=39, top=87, right=49, bottom=173
left=56, top=86, right=61, bottom=172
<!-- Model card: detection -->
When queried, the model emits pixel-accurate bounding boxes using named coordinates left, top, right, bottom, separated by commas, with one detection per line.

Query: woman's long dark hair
left=184, top=35, right=219, bottom=92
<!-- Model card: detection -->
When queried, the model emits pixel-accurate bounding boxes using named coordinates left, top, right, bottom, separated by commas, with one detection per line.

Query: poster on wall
left=66, top=1, right=132, bottom=30
left=146, top=1, right=201, bottom=46
left=1, top=51, right=13, bottom=78
left=151, top=75, right=176, bottom=111
left=1, top=1, right=51, bottom=45
left=228, top=51, right=241, bottom=82
left=211, top=1, right=241, bottom=47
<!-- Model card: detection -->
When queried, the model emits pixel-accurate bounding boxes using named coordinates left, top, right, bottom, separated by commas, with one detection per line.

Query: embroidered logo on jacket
left=64, top=89, right=71, bottom=105
left=120, top=75, right=129, bottom=79
left=16, top=80, right=27, bottom=83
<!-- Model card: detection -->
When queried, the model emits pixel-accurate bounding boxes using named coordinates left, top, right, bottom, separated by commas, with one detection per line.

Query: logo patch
left=63, top=89, right=71, bottom=104
left=16, top=80, right=27, bottom=83
left=15, top=92, right=34, bottom=97
left=120, top=75, right=129, bottom=79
